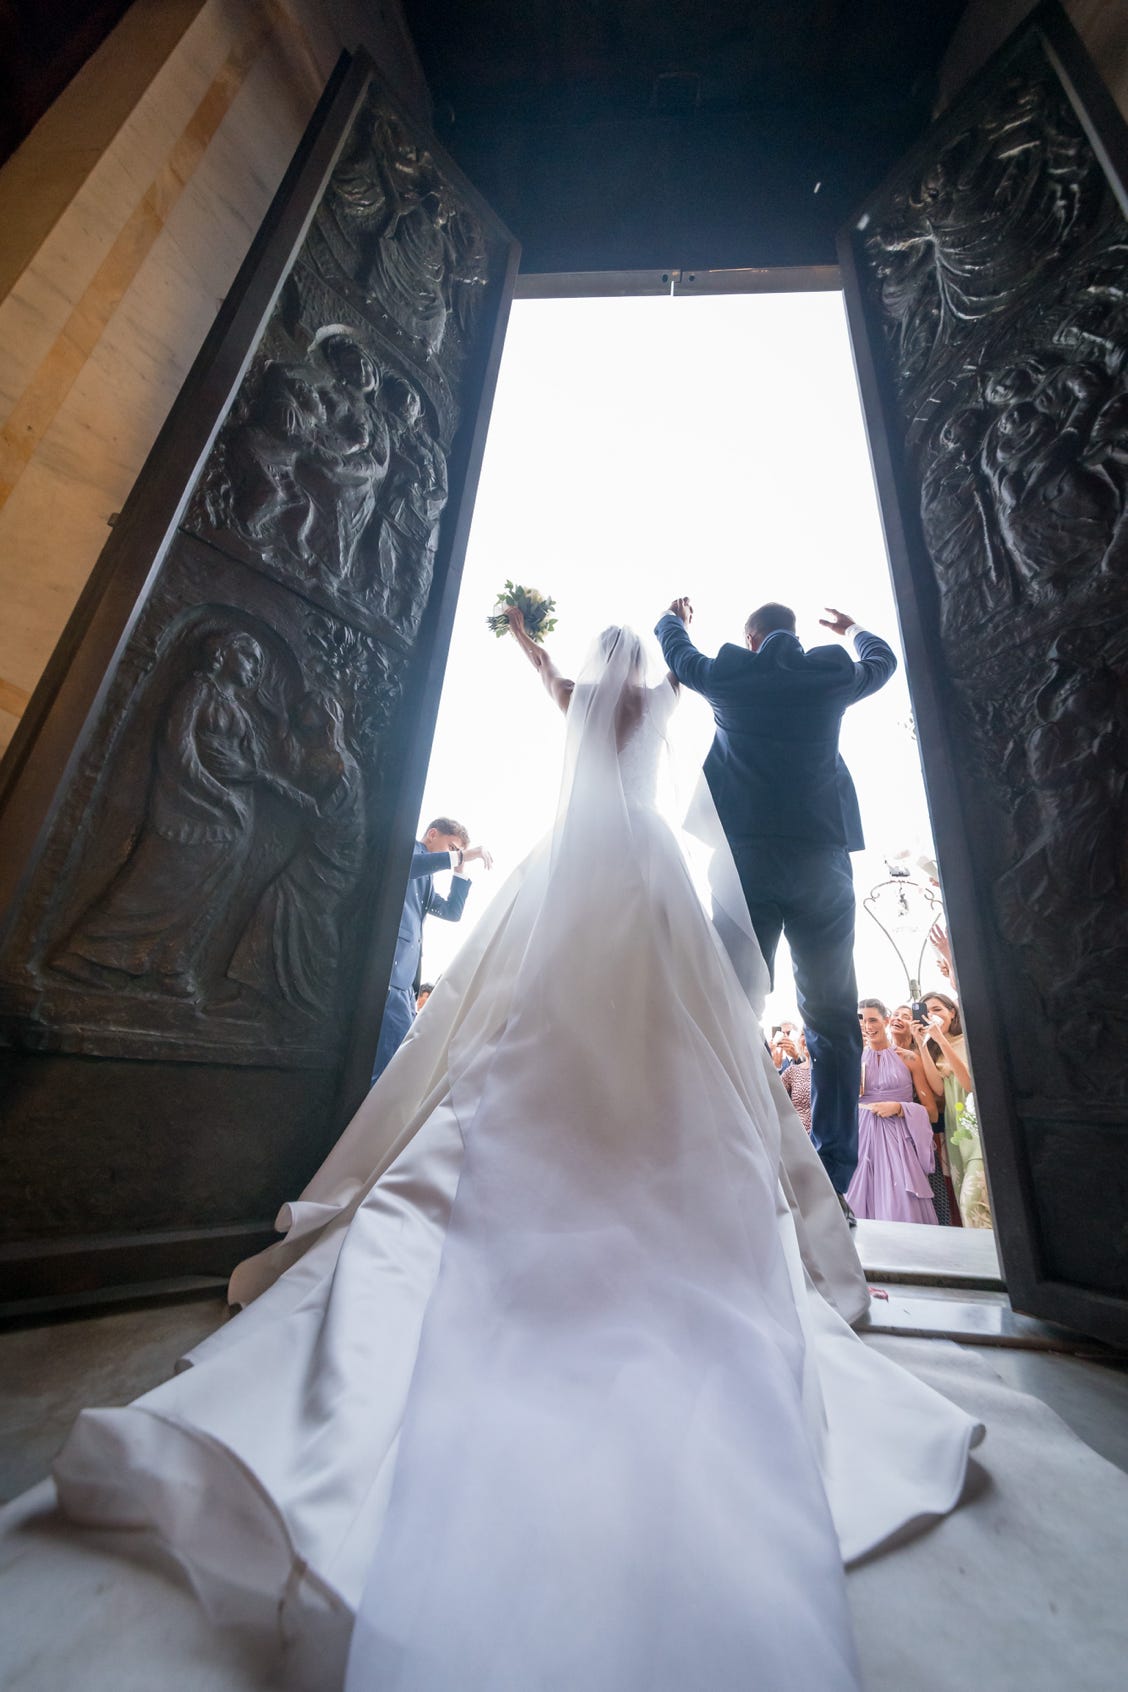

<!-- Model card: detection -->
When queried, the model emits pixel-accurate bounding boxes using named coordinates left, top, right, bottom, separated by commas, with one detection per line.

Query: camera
left=911, top=999, right=929, bottom=1024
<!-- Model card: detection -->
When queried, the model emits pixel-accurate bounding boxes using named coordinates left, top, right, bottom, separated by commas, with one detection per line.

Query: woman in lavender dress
left=847, top=1000, right=938, bottom=1225
left=889, top=1004, right=956, bottom=1226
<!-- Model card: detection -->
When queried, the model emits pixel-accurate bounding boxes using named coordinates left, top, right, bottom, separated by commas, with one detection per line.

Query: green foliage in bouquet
left=487, top=580, right=558, bottom=644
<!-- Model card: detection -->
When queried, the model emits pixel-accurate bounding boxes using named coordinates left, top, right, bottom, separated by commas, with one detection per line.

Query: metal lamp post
left=862, top=864, right=943, bottom=1003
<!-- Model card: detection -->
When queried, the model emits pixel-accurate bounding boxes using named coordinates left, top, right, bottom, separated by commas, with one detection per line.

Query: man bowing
left=656, top=598, right=896, bottom=1219
left=371, top=816, right=492, bottom=1084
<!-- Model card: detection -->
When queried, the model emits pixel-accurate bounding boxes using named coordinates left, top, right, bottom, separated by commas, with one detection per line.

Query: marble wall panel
left=157, top=39, right=320, bottom=297
left=0, top=0, right=427, bottom=758
left=0, top=462, right=117, bottom=699
left=0, top=5, right=242, bottom=423
left=108, top=0, right=258, bottom=202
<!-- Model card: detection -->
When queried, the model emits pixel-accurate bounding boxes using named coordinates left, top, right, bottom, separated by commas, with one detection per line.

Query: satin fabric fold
left=55, top=638, right=983, bottom=1692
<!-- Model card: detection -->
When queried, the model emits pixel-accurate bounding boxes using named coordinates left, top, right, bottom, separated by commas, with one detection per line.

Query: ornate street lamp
left=862, top=863, right=943, bottom=1002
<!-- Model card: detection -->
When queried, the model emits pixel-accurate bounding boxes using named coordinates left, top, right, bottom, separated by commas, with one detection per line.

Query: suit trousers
left=371, top=985, right=415, bottom=1086
left=728, top=838, right=862, bottom=1193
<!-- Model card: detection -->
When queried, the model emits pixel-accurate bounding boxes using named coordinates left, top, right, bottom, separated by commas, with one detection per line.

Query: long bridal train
left=54, top=647, right=983, bottom=1691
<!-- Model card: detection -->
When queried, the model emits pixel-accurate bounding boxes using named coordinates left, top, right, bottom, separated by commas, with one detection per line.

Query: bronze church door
left=0, top=54, right=518, bottom=1308
left=839, top=5, right=1128, bottom=1345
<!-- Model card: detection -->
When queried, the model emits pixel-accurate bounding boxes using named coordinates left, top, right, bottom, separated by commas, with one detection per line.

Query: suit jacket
left=655, top=615, right=896, bottom=849
left=389, top=843, right=471, bottom=991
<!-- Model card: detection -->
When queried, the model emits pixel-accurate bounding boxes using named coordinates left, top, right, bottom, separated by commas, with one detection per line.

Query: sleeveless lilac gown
left=847, top=1045, right=938, bottom=1225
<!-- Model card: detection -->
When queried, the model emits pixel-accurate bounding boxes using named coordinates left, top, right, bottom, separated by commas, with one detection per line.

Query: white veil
left=53, top=625, right=980, bottom=1691
left=344, top=628, right=864, bottom=1691
left=226, top=626, right=865, bottom=1325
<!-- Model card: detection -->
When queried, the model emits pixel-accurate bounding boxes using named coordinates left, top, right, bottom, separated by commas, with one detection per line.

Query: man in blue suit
left=656, top=598, right=897, bottom=1215
left=371, top=815, right=492, bottom=1084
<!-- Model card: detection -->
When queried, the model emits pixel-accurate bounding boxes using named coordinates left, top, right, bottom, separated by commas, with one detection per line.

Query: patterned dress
left=781, top=1058, right=812, bottom=1132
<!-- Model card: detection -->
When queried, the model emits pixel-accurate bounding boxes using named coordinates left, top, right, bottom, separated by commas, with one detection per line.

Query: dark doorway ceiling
left=401, top=0, right=970, bottom=272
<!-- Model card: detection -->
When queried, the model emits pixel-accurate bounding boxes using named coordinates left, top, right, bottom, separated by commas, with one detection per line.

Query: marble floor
left=2, top=1227, right=1127, bottom=1689
left=3, top=1222, right=1127, bottom=1502
left=0, top=1294, right=230, bottom=1504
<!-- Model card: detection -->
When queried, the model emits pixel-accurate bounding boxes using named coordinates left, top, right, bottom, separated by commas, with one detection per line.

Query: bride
left=55, top=612, right=983, bottom=1691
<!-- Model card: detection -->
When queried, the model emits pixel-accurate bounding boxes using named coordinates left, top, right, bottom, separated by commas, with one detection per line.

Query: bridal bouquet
left=486, top=581, right=558, bottom=644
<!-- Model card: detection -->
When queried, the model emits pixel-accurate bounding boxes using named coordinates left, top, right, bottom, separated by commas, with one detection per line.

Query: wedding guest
left=371, top=819, right=492, bottom=1084
left=770, top=1026, right=796, bottom=1072
left=781, top=1030, right=812, bottom=1133
left=890, top=1004, right=956, bottom=1226
left=921, top=991, right=992, bottom=1229
left=846, top=999, right=938, bottom=1225
left=416, top=982, right=435, bottom=1011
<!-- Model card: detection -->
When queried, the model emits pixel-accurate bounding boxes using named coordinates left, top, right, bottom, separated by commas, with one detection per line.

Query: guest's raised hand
left=819, top=608, right=855, bottom=638
left=668, top=597, right=693, bottom=625
left=462, top=844, right=494, bottom=871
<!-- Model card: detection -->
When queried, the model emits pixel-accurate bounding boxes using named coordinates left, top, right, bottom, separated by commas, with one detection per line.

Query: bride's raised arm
left=505, top=606, right=575, bottom=713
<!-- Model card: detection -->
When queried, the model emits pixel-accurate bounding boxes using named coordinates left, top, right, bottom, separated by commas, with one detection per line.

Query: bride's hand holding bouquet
left=486, top=581, right=557, bottom=644
left=489, top=580, right=573, bottom=712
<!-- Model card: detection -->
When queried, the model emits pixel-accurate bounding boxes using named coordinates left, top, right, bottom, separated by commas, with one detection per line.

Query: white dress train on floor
left=55, top=639, right=983, bottom=1691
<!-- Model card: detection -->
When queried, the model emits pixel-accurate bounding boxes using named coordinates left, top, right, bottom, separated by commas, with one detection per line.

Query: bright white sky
left=418, top=290, right=941, bottom=1020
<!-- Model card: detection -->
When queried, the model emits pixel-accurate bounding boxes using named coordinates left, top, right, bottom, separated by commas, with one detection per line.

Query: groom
left=656, top=598, right=897, bottom=1213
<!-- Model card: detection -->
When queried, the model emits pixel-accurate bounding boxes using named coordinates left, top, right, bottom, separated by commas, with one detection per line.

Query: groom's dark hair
left=745, top=603, right=796, bottom=640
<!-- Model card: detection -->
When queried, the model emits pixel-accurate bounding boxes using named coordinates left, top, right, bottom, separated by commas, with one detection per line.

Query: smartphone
left=911, top=999, right=928, bottom=1023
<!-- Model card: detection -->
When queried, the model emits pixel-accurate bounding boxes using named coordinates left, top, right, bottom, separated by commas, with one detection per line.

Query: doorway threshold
left=859, top=1284, right=1102, bottom=1352
left=855, top=1217, right=1002, bottom=1290
left=855, top=1221, right=1118, bottom=1356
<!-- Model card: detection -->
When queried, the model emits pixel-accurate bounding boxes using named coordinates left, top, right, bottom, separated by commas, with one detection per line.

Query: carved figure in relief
left=209, top=330, right=393, bottom=595
left=991, top=648, right=1128, bottom=1080
left=375, top=376, right=448, bottom=636
left=997, top=660, right=1125, bottom=932
left=868, top=73, right=1098, bottom=394
left=53, top=633, right=315, bottom=1003
left=330, top=110, right=486, bottom=357
left=920, top=348, right=1128, bottom=629
left=979, top=359, right=1118, bottom=593
left=919, top=406, right=1012, bottom=631
left=226, top=690, right=365, bottom=1017
left=304, top=330, right=391, bottom=587
left=218, top=362, right=327, bottom=567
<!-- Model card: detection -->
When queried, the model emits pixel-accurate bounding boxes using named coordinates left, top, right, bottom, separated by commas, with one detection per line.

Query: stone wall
left=0, top=0, right=428, bottom=755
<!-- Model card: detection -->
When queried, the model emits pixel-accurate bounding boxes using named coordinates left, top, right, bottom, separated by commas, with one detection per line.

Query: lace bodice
left=618, top=680, right=677, bottom=805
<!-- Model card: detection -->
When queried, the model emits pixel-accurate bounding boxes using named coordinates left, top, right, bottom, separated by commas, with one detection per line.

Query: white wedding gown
left=55, top=638, right=983, bottom=1691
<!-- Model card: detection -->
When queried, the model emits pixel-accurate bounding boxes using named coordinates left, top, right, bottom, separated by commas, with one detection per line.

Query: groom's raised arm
left=655, top=613, right=716, bottom=695
left=848, top=628, right=897, bottom=702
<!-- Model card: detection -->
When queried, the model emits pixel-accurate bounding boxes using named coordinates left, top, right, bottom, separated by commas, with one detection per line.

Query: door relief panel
left=0, top=61, right=517, bottom=1302
left=840, top=8, right=1128, bottom=1337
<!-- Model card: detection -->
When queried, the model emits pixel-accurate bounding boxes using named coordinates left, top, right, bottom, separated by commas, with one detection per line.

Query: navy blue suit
left=656, top=614, right=897, bottom=1191
left=371, top=843, right=471, bottom=1084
